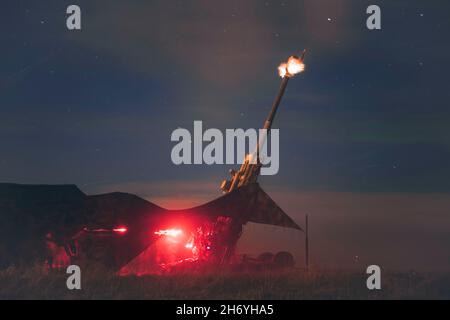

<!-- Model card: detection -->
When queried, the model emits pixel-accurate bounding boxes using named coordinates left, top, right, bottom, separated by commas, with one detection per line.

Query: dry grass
left=1, top=265, right=449, bottom=300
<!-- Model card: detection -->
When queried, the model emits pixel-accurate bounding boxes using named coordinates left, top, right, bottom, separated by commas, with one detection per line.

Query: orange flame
left=287, top=56, right=305, bottom=75
left=278, top=63, right=288, bottom=78
left=278, top=56, right=305, bottom=78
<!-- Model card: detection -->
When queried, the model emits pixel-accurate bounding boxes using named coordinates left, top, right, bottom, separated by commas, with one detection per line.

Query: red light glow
left=154, top=229, right=183, bottom=237
left=119, top=221, right=217, bottom=275
left=113, top=227, right=128, bottom=234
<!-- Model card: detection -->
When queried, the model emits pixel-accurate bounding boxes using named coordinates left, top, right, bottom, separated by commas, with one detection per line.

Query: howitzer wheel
left=273, top=251, right=295, bottom=269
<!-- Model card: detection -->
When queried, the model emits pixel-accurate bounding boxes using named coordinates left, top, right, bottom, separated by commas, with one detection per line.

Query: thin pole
left=305, top=214, right=309, bottom=270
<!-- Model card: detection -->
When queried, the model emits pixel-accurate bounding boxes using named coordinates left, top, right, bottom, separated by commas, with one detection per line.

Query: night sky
left=1, top=1, right=450, bottom=271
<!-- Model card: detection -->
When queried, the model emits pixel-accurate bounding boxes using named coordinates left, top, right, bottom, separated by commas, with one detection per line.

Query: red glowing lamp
left=154, top=229, right=183, bottom=237
left=113, top=226, right=128, bottom=234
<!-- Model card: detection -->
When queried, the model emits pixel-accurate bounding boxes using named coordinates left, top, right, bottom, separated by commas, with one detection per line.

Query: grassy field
left=1, top=266, right=449, bottom=299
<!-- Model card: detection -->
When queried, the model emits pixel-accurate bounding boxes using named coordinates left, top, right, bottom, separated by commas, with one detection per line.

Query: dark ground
left=1, top=266, right=449, bottom=300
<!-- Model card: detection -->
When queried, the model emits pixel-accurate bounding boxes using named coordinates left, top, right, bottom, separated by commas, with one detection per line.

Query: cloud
left=71, top=2, right=277, bottom=87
